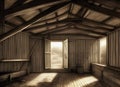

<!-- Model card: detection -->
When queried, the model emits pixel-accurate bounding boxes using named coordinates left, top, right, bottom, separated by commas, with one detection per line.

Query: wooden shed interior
left=0, top=0, right=120, bottom=87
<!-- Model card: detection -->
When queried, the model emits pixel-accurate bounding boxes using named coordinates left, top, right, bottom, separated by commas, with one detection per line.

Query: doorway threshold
left=44, top=69, right=70, bottom=73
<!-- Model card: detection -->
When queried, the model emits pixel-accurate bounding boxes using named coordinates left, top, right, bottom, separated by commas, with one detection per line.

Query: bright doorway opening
left=51, top=42, right=63, bottom=69
left=45, top=39, right=68, bottom=69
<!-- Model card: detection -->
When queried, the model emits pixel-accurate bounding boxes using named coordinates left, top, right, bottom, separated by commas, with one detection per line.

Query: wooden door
left=45, top=39, right=51, bottom=69
left=63, top=39, right=68, bottom=68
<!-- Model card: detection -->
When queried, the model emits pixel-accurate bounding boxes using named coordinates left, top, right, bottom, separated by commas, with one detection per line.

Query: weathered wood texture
left=0, top=25, right=29, bottom=72
left=29, top=38, right=44, bottom=72
left=92, top=63, right=106, bottom=80
left=103, top=67, right=120, bottom=87
left=92, top=63, right=120, bottom=87
left=0, top=71, right=26, bottom=83
left=30, top=35, right=99, bottom=73
left=99, top=37, right=107, bottom=64
left=2, top=73, right=104, bottom=87
left=107, top=30, right=120, bottom=68
left=69, top=39, right=99, bottom=73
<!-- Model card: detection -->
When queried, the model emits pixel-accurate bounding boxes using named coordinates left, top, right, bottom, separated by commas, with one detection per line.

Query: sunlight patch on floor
left=26, top=73, right=58, bottom=86
left=66, top=76, right=98, bottom=87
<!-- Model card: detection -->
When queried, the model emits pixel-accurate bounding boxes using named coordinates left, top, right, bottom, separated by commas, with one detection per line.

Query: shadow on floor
left=3, top=73, right=105, bottom=87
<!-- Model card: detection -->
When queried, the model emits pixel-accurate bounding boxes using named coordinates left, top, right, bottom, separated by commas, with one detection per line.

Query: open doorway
left=45, top=39, right=68, bottom=69
left=51, top=41, right=63, bottom=69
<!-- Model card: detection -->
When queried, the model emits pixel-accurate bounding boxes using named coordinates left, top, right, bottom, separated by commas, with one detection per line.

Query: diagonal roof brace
left=0, top=1, right=70, bottom=42
left=5, top=0, right=70, bottom=18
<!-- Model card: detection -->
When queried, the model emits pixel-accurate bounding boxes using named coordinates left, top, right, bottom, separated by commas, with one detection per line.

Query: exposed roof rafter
left=70, top=13, right=114, bottom=28
left=40, top=24, right=69, bottom=34
left=5, top=21, right=17, bottom=27
left=31, top=11, right=68, bottom=27
left=74, top=26, right=106, bottom=36
left=88, top=0, right=120, bottom=9
left=25, top=17, right=114, bottom=32
left=5, top=0, right=69, bottom=18
left=0, top=1, right=70, bottom=42
left=72, top=0, right=120, bottom=18
left=38, top=33, right=99, bottom=38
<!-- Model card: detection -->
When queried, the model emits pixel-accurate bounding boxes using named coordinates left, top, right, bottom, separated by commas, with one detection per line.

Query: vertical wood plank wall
left=69, top=39, right=99, bottom=72
left=30, top=38, right=44, bottom=72
left=99, top=37, right=107, bottom=64
left=30, top=36, right=99, bottom=72
left=0, top=25, right=29, bottom=72
left=108, top=30, right=120, bottom=68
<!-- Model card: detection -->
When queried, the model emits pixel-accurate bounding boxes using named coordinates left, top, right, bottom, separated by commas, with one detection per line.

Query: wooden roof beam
left=25, top=19, right=73, bottom=32
left=5, top=21, right=17, bottom=27
left=40, top=24, right=69, bottom=34
left=74, top=26, right=107, bottom=36
left=16, top=16, right=26, bottom=23
left=31, top=11, right=68, bottom=27
left=77, top=7, right=88, bottom=17
left=5, top=0, right=69, bottom=18
left=70, top=13, right=114, bottom=28
left=8, top=0, right=26, bottom=10
left=0, top=2, right=70, bottom=42
left=88, top=0, right=120, bottom=9
left=35, top=33, right=99, bottom=38
left=76, top=23, right=112, bottom=32
left=72, top=0, right=120, bottom=18
left=47, top=23, right=106, bottom=36
left=25, top=17, right=113, bottom=32
left=34, top=23, right=106, bottom=36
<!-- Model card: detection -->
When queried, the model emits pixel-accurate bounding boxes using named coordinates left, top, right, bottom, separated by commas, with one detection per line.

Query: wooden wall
left=99, top=37, right=107, bottom=64
left=107, top=30, right=120, bottom=68
left=29, top=38, right=44, bottom=72
left=69, top=39, right=99, bottom=72
left=30, top=35, right=99, bottom=73
left=0, top=25, right=29, bottom=72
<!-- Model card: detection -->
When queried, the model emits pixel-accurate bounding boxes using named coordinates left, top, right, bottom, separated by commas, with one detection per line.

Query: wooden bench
left=92, top=63, right=120, bottom=87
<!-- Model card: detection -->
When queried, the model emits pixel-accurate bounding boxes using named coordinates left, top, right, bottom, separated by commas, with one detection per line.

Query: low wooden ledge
left=92, top=63, right=106, bottom=67
left=0, top=59, right=29, bottom=62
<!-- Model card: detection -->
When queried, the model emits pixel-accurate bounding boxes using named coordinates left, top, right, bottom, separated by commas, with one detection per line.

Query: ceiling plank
left=31, top=11, right=68, bottom=27
left=16, top=16, right=26, bottom=23
left=0, top=2, right=70, bottom=42
left=74, top=26, right=106, bottom=36
left=88, top=0, right=120, bottom=9
left=35, top=33, right=98, bottom=38
left=25, top=19, right=72, bottom=32
left=70, top=13, right=114, bottom=28
left=48, top=26, right=106, bottom=36
left=76, top=23, right=112, bottom=32
left=49, top=27, right=74, bottom=34
left=8, top=0, right=26, bottom=10
left=40, top=24, right=69, bottom=34
left=5, top=0, right=69, bottom=18
left=102, top=17, right=113, bottom=23
left=72, top=0, right=120, bottom=18
left=25, top=17, right=113, bottom=32
left=41, top=23, right=106, bottom=36
left=5, top=21, right=17, bottom=27
left=77, top=7, right=88, bottom=17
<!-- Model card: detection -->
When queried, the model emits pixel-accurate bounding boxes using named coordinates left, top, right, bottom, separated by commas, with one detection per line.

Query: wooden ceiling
left=1, top=0, right=120, bottom=41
